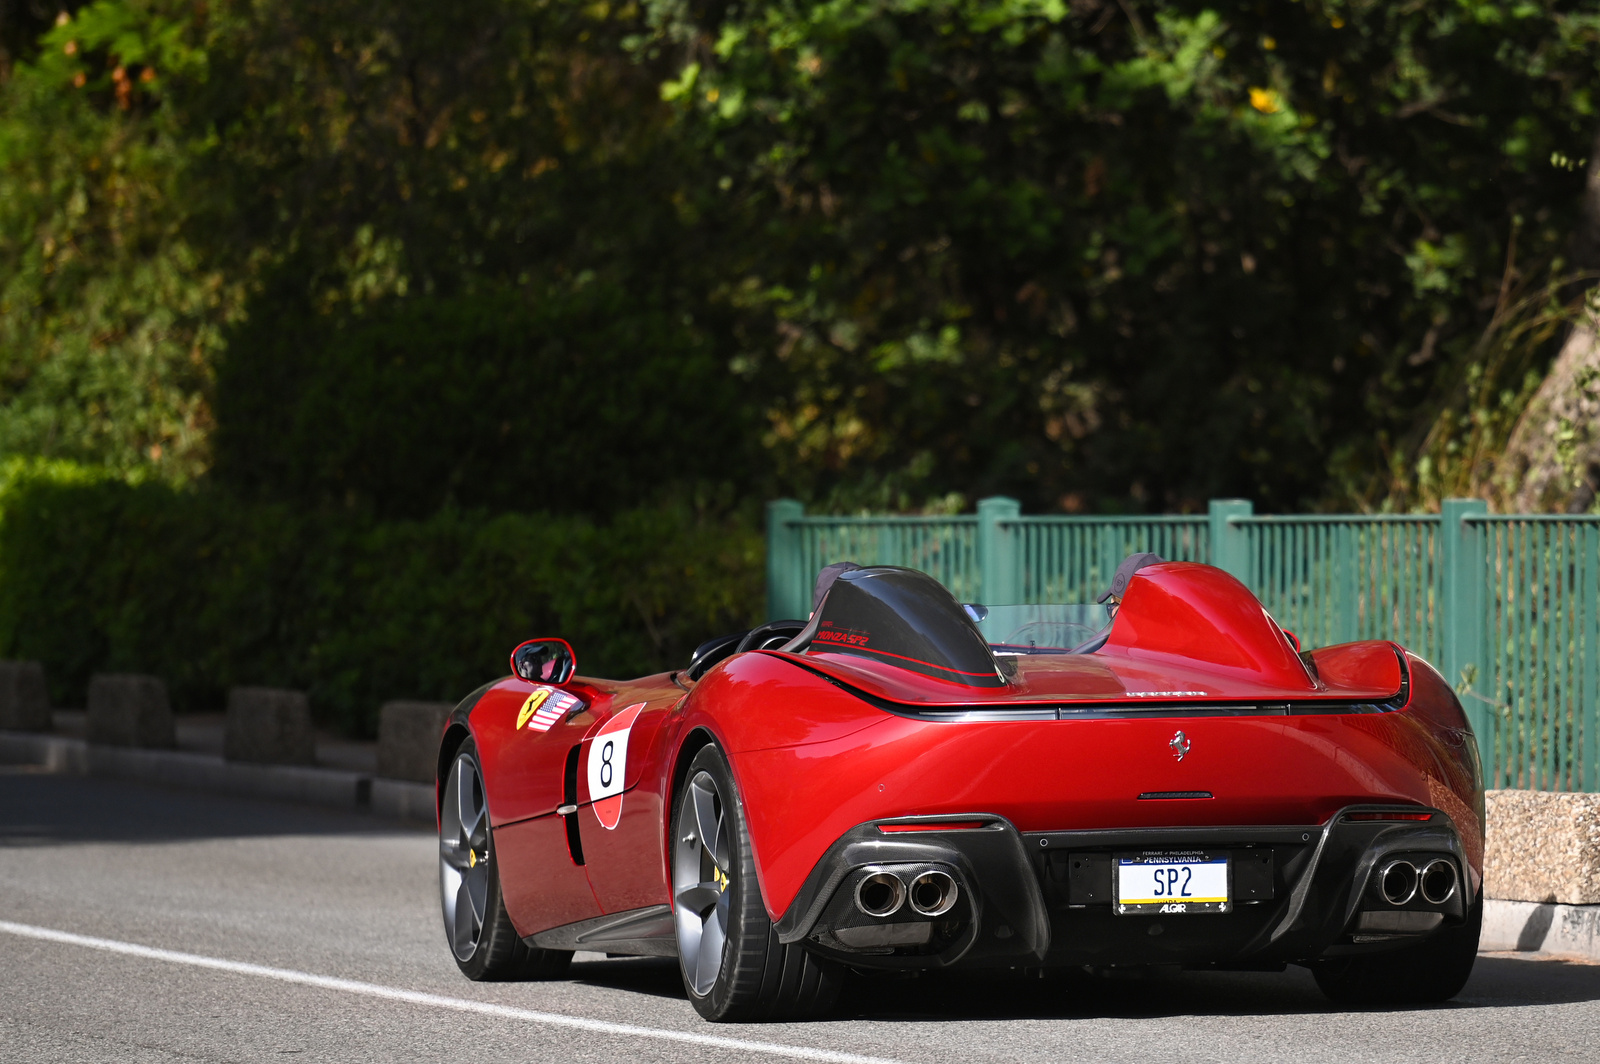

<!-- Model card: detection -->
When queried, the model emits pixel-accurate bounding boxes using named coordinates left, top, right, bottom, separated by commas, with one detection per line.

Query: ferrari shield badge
left=588, top=703, right=645, bottom=830
left=517, top=686, right=582, bottom=733
left=1169, top=730, right=1191, bottom=761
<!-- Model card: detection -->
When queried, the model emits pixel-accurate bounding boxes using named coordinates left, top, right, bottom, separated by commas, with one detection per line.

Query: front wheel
left=671, top=743, right=842, bottom=1021
left=1313, top=894, right=1482, bottom=1006
left=440, top=739, right=572, bottom=981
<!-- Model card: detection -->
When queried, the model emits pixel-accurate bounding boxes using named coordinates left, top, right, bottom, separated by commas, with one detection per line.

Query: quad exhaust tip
left=853, top=868, right=961, bottom=918
left=908, top=870, right=960, bottom=917
left=854, top=871, right=906, bottom=917
left=1379, top=860, right=1418, bottom=906
left=1420, top=859, right=1458, bottom=905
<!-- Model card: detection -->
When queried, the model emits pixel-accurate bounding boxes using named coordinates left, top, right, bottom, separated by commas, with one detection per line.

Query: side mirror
left=510, top=638, right=576, bottom=685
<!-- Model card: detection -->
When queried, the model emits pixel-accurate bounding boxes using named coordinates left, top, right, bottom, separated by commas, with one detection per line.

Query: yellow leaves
left=1249, top=87, right=1281, bottom=114
left=63, top=39, right=78, bottom=55
left=1261, top=36, right=1276, bottom=51
left=706, top=88, right=719, bottom=103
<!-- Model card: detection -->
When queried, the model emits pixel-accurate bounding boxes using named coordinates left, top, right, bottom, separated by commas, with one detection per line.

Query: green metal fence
left=766, top=496, right=1600, bottom=792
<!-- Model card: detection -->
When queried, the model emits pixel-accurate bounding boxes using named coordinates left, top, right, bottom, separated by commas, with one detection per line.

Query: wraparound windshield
left=965, top=603, right=1110, bottom=653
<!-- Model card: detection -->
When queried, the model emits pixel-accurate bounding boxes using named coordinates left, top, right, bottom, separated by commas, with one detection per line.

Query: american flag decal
left=519, top=686, right=583, bottom=732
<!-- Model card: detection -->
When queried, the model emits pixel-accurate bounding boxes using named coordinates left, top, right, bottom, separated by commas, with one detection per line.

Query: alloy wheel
left=673, top=769, right=734, bottom=995
left=440, top=752, right=491, bottom=962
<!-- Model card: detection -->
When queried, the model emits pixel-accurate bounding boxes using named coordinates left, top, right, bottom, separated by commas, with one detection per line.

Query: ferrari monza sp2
left=434, top=560, right=1483, bottom=1020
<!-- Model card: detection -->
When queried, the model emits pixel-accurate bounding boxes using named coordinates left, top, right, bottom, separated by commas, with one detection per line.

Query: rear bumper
left=776, top=806, right=1473, bottom=970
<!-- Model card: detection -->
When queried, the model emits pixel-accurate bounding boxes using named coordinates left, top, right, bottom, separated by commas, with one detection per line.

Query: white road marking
left=0, top=920, right=906, bottom=1064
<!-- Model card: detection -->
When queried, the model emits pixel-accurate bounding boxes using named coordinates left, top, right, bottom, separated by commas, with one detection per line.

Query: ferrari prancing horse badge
left=517, top=686, right=582, bottom=733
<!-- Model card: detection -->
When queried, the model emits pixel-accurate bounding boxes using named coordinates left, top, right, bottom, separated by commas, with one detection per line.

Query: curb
left=0, top=731, right=434, bottom=823
left=1483, top=898, right=1600, bottom=960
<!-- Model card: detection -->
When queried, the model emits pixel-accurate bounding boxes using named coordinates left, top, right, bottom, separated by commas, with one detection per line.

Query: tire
left=1312, top=894, right=1482, bottom=1006
left=671, top=743, right=842, bottom=1021
left=440, top=738, right=572, bottom=981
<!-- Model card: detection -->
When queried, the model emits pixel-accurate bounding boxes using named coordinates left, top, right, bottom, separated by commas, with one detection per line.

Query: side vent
left=563, top=744, right=585, bottom=866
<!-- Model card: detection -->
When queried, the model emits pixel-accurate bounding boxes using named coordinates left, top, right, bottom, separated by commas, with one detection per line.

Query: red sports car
left=436, top=560, right=1483, bottom=1020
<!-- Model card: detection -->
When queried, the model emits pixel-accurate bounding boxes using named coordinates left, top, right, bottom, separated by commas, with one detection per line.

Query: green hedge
left=0, top=463, right=763, bottom=735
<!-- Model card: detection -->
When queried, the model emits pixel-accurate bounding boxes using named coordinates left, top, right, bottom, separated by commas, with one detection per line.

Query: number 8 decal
left=587, top=703, right=644, bottom=830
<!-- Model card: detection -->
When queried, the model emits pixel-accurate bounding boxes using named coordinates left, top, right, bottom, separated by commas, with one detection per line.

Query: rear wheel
left=671, top=743, right=842, bottom=1021
left=1313, top=894, right=1481, bottom=1006
left=440, top=739, right=572, bottom=981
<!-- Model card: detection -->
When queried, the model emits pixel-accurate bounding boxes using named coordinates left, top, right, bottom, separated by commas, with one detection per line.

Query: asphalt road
left=3, top=766, right=1599, bottom=1064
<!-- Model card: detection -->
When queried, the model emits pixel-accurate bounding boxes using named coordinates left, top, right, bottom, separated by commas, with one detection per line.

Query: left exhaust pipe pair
left=854, top=868, right=960, bottom=918
left=1378, top=858, right=1458, bottom=906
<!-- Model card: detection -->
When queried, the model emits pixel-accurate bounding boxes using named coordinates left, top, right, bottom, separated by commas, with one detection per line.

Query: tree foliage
left=655, top=0, right=1600, bottom=510
left=0, top=0, right=1596, bottom=514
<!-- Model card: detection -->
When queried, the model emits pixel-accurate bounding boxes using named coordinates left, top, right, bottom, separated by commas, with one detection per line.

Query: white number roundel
left=587, top=703, right=643, bottom=829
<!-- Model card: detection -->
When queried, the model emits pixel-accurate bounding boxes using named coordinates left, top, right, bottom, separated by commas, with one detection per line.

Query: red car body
left=439, top=561, right=1483, bottom=981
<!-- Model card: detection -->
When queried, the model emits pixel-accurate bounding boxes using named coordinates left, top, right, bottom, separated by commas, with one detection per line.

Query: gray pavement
left=3, top=766, right=1600, bottom=1064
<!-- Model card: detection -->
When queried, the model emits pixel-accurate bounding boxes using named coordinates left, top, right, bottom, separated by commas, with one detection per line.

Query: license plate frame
left=1114, top=851, right=1231, bottom=915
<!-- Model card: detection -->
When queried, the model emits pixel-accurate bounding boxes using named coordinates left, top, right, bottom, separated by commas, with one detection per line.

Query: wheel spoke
left=712, top=807, right=732, bottom=873
left=693, top=907, right=726, bottom=995
left=440, top=863, right=460, bottom=923
left=457, top=763, right=486, bottom=848
left=674, top=882, right=722, bottom=915
left=690, top=778, right=721, bottom=870
left=466, top=867, right=488, bottom=924
left=440, top=839, right=472, bottom=871
left=675, top=904, right=703, bottom=987
left=454, top=879, right=479, bottom=952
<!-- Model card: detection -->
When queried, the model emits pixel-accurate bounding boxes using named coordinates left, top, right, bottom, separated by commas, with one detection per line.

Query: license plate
left=1115, top=852, right=1231, bottom=914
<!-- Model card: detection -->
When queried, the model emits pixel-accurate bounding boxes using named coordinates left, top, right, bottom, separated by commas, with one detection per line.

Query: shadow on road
left=565, top=951, right=1600, bottom=1021
left=0, top=766, right=428, bottom=845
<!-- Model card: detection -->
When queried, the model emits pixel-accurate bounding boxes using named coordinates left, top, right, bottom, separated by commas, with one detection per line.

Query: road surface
left=2, top=765, right=1597, bottom=1063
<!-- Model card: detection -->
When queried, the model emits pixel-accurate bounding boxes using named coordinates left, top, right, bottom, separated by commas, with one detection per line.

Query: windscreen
left=967, top=603, right=1110, bottom=653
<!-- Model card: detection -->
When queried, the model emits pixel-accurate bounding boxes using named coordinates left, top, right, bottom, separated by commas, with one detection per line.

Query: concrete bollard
left=377, top=701, right=452, bottom=783
left=224, top=687, right=316, bottom=765
left=1484, top=789, right=1600, bottom=904
left=0, top=661, right=52, bottom=732
left=86, top=673, right=176, bottom=748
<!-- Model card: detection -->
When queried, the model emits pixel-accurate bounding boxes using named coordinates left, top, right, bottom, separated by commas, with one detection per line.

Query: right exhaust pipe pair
left=1378, top=858, right=1458, bottom=906
left=854, top=868, right=960, bottom=918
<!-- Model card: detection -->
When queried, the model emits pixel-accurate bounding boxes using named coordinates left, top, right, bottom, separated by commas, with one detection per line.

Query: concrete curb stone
left=1483, top=898, right=1600, bottom=959
left=0, top=661, right=52, bottom=732
left=225, top=687, right=315, bottom=765
left=0, top=730, right=433, bottom=822
left=87, top=673, right=176, bottom=748
left=1484, top=789, right=1600, bottom=904
left=376, top=701, right=451, bottom=783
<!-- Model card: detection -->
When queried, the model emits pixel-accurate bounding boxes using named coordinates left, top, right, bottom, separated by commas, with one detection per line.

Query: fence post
left=977, top=496, right=1022, bottom=605
left=1208, top=499, right=1254, bottom=584
left=1440, top=498, right=1489, bottom=738
left=766, top=499, right=805, bottom=621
